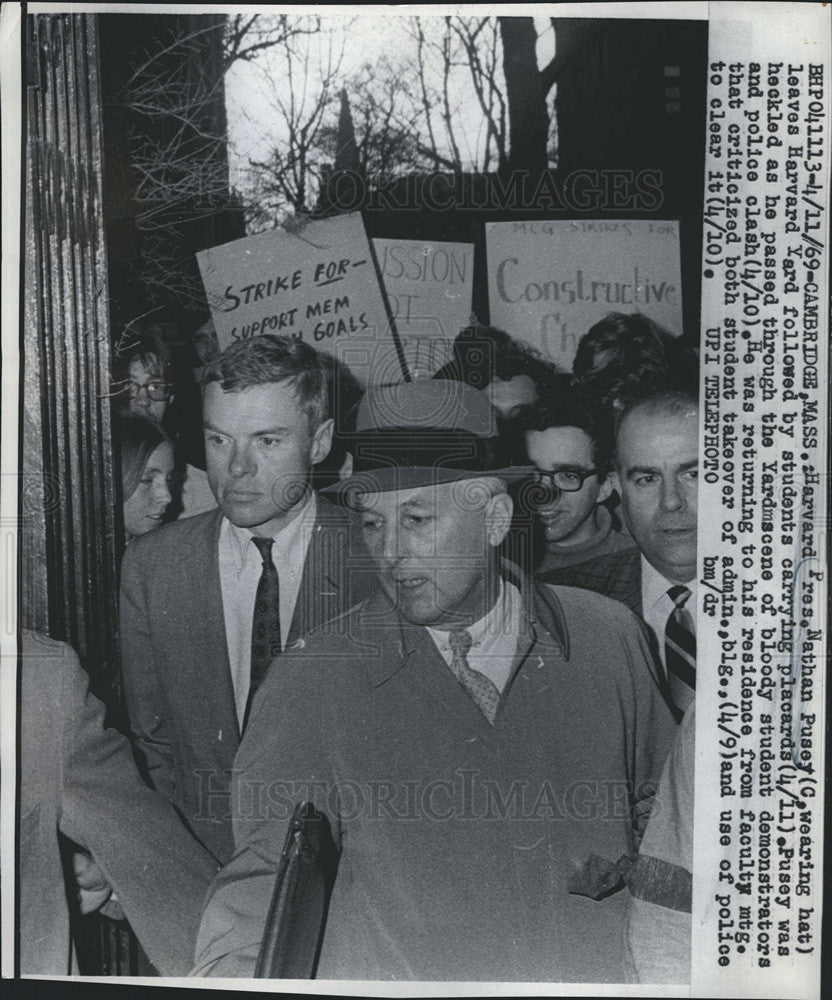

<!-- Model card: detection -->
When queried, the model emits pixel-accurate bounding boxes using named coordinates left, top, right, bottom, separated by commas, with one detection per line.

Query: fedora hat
left=323, top=379, right=534, bottom=501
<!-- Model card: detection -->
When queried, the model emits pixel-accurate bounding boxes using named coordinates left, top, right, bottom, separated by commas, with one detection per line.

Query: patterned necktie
left=665, top=584, right=696, bottom=715
left=447, top=628, right=501, bottom=725
left=246, top=537, right=281, bottom=727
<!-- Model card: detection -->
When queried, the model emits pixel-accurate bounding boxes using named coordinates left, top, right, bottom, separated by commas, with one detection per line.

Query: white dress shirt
left=218, top=491, right=317, bottom=728
left=426, top=579, right=523, bottom=694
left=640, top=555, right=698, bottom=677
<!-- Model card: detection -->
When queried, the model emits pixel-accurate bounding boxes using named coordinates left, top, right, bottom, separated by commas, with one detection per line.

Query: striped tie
left=665, top=584, right=696, bottom=715
left=447, top=629, right=501, bottom=725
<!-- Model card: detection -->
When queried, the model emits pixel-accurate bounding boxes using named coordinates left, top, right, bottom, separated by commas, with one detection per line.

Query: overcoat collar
left=359, top=559, right=571, bottom=689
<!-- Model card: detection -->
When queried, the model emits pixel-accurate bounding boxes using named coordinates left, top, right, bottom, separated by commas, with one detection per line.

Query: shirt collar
left=641, top=554, right=697, bottom=613
left=426, top=578, right=512, bottom=650
left=222, top=490, right=317, bottom=571
left=360, top=560, right=570, bottom=688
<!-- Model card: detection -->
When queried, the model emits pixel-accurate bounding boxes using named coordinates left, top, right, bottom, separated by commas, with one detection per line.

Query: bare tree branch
left=539, top=54, right=559, bottom=96
left=449, top=16, right=507, bottom=172
left=223, top=13, right=322, bottom=68
left=234, top=14, right=556, bottom=223
left=439, top=19, right=463, bottom=170
left=244, top=20, right=345, bottom=220
left=538, top=16, right=561, bottom=96
left=409, top=20, right=444, bottom=171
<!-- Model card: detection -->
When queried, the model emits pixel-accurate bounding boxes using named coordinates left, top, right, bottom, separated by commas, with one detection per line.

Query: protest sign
left=373, top=238, right=474, bottom=376
left=486, top=219, right=683, bottom=369
left=197, top=212, right=404, bottom=385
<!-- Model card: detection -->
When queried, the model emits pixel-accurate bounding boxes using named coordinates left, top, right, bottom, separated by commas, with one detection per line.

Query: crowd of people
left=20, top=310, right=701, bottom=984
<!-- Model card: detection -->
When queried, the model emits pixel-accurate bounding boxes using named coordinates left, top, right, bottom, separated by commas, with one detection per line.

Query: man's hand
left=72, top=851, right=116, bottom=915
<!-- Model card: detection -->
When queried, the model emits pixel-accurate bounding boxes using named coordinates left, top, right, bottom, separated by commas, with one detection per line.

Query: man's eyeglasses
left=530, top=468, right=601, bottom=498
left=108, top=379, right=172, bottom=402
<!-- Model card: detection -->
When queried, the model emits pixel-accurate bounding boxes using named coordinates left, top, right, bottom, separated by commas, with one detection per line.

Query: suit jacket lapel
left=626, top=552, right=686, bottom=722
left=627, top=549, right=643, bottom=616
left=181, top=511, right=241, bottom=746
left=286, top=496, right=343, bottom=649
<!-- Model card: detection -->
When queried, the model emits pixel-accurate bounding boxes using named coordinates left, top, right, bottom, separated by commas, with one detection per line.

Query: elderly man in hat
left=193, top=379, right=676, bottom=983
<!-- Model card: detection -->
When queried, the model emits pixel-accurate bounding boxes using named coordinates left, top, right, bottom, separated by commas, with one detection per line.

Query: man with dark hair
left=119, top=335, right=370, bottom=863
left=571, top=311, right=697, bottom=420
left=193, top=379, right=676, bottom=982
left=111, top=323, right=176, bottom=428
left=434, top=324, right=561, bottom=419
left=517, top=387, right=634, bottom=573
left=542, top=389, right=698, bottom=718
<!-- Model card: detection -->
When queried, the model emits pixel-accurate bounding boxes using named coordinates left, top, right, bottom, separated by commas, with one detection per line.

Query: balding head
left=612, top=393, right=699, bottom=583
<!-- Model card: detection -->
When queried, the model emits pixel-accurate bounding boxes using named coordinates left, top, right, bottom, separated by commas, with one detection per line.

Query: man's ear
left=338, top=451, right=354, bottom=481
left=597, top=474, right=615, bottom=505
left=609, top=469, right=621, bottom=498
left=485, top=491, right=514, bottom=548
left=309, top=417, right=334, bottom=466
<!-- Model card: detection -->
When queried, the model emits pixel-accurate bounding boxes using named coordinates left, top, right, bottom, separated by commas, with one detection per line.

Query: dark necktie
left=447, top=628, right=501, bottom=725
left=665, top=584, right=696, bottom=715
left=246, top=537, right=281, bottom=727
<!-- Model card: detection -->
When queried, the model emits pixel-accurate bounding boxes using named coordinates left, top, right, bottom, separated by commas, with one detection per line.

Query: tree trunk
left=498, top=16, right=550, bottom=176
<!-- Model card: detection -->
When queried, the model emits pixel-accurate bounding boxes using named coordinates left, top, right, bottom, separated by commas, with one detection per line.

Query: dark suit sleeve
left=57, top=645, right=219, bottom=975
left=193, top=651, right=337, bottom=976
left=119, top=541, right=179, bottom=804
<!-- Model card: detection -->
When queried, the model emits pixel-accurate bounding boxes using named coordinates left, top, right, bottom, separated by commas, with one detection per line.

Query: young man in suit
left=119, top=336, right=369, bottom=863
left=541, top=390, right=698, bottom=717
left=193, top=379, right=676, bottom=982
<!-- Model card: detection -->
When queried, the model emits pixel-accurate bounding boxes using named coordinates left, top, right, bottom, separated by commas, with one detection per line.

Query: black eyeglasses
left=531, top=468, right=602, bottom=494
left=107, top=379, right=172, bottom=402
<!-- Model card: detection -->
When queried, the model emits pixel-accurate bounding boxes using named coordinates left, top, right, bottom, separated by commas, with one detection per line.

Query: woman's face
left=123, top=442, right=174, bottom=538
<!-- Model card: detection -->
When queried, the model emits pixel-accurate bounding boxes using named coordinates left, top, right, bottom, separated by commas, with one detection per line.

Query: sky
left=224, top=14, right=556, bottom=208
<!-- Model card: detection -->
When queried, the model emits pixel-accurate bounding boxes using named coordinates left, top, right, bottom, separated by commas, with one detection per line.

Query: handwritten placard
left=373, top=238, right=474, bottom=376
left=486, top=219, right=683, bottom=369
left=197, top=213, right=403, bottom=385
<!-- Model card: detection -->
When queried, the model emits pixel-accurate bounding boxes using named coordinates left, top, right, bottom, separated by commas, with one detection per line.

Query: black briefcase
left=254, top=801, right=339, bottom=979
